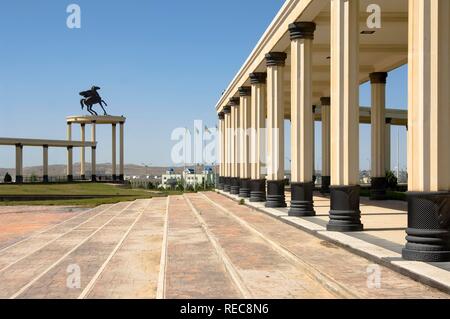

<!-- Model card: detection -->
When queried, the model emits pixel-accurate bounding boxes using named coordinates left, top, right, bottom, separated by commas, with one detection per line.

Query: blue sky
left=0, top=0, right=407, bottom=171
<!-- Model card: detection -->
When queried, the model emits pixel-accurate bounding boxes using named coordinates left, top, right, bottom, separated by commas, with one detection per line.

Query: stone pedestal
left=218, top=176, right=225, bottom=190
left=230, top=177, right=240, bottom=195
left=289, top=182, right=315, bottom=217
left=327, top=185, right=363, bottom=232
left=239, top=178, right=251, bottom=198
left=250, top=179, right=266, bottom=202
left=402, top=192, right=450, bottom=262
left=223, top=177, right=231, bottom=193
left=265, top=180, right=286, bottom=208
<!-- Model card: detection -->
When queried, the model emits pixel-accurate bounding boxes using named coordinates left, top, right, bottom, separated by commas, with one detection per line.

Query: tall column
left=249, top=72, right=267, bottom=202
left=312, top=105, right=316, bottom=183
left=265, top=52, right=287, bottom=208
left=15, top=144, right=23, bottom=183
left=67, top=146, right=73, bottom=182
left=289, top=22, right=316, bottom=216
left=370, top=72, right=388, bottom=200
left=112, top=124, right=117, bottom=181
left=80, top=124, right=86, bottom=180
left=385, top=118, right=391, bottom=172
left=238, top=86, right=252, bottom=198
left=119, top=122, right=125, bottom=181
left=218, top=112, right=225, bottom=190
left=67, top=123, right=72, bottom=180
left=43, top=145, right=49, bottom=183
left=223, top=106, right=232, bottom=192
left=229, top=97, right=240, bottom=195
left=91, top=121, right=97, bottom=182
left=403, top=0, right=450, bottom=262
left=321, top=97, right=331, bottom=193
left=328, top=0, right=363, bottom=231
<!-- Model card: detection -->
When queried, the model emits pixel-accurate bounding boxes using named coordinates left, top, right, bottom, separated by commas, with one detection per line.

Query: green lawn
left=0, top=183, right=181, bottom=207
left=360, top=188, right=407, bottom=201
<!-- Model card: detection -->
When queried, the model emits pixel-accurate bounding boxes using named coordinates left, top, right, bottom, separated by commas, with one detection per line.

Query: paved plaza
left=0, top=193, right=448, bottom=299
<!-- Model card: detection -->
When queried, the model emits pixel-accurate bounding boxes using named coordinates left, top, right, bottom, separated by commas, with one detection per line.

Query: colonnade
left=0, top=138, right=96, bottom=183
left=217, top=0, right=450, bottom=262
left=66, top=115, right=126, bottom=181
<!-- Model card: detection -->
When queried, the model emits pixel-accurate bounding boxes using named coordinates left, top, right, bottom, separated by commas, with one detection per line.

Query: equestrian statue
left=80, top=86, right=108, bottom=116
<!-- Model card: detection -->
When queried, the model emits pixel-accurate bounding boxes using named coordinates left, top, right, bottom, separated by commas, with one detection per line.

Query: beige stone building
left=216, top=0, right=450, bottom=262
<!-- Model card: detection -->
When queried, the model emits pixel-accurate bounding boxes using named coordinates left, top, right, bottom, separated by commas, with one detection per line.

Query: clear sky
left=0, top=0, right=407, bottom=172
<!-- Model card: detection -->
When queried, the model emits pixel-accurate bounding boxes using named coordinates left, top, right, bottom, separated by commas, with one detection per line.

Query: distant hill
left=0, top=163, right=211, bottom=177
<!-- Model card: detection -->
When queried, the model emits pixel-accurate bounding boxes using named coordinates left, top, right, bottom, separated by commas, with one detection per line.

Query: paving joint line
left=0, top=205, right=105, bottom=254
left=216, top=190, right=450, bottom=296
left=201, top=192, right=358, bottom=299
left=79, top=200, right=153, bottom=299
left=156, top=197, right=170, bottom=300
left=0, top=203, right=122, bottom=274
left=183, top=194, right=252, bottom=299
left=10, top=201, right=136, bottom=299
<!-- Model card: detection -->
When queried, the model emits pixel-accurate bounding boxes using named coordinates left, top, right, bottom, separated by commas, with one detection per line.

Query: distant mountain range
left=0, top=163, right=210, bottom=177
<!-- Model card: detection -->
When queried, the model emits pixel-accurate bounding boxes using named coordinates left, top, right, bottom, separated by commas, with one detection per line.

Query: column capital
left=238, top=86, right=251, bottom=97
left=320, top=97, right=331, bottom=106
left=369, top=72, right=388, bottom=84
left=15, top=143, right=23, bottom=148
left=43, top=144, right=49, bottom=149
left=386, top=117, right=392, bottom=124
left=81, top=123, right=86, bottom=127
left=223, top=105, right=231, bottom=114
left=67, top=146, right=73, bottom=150
left=288, top=22, right=316, bottom=40
left=229, top=97, right=240, bottom=107
left=112, top=123, right=117, bottom=127
left=218, top=112, right=225, bottom=120
left=265, top=52, right=287, bottom=67
left=249, top=72, right=267, bottom=84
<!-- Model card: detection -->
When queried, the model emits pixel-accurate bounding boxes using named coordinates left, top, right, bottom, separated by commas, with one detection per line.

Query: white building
left=160, top=168, right=182, bottom=189
left=160, top=167, right=215, bottom=189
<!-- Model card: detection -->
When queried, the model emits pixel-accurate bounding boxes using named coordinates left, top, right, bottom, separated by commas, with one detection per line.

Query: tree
left=4, top=172, right=12, bottom=183
left=386, top=170, right=398, bottom=190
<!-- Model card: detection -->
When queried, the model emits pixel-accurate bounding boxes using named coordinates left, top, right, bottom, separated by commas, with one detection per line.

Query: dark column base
left=15, top=176, right=23, bottom=184
left=320, top=176, right=331, bottom=194
left=370, top=177, right=387, bottom=200
left=218, top=176, right=224, bottom=190
left=80, top=174, right=86, bottom=181
left=265, top=180, right=287, bottom=208
left=91, top=175, right=97, bottom=182
left=230, top=177, right=240, bottom=195
left=43, top=175, right=49, bottom=183
left=289, top=182, right=316, bottom=217
left=239, top=179, right=251, bottom=198
left=67, top=175, right=73, bottom=182
left=223, top=177, right=231, bottom=192
left=112, top=175, right=117, bottom=181
left=118, top=174, right=124, bottom=182
left=327, top=185, right=363, bottom=232
left=250, top=179, right=266, bottom=202
left=402, top=192, right=450, bottom=262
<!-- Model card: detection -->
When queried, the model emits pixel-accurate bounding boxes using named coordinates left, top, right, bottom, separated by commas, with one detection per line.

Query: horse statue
left=80, top=86, right=108, bottom=116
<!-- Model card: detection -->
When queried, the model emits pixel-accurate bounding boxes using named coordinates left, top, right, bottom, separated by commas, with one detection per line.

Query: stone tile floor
left=0, top=193, right=447, bottom=299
